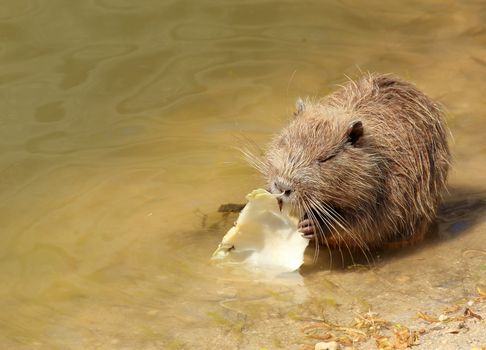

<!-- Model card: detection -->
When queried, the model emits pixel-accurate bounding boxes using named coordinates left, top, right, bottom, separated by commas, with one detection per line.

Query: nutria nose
left=273, top=180, right=293, bottom=196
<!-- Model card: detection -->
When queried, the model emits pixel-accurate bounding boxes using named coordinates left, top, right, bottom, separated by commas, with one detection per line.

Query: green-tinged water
left=0, top=1, right=485, bottom=349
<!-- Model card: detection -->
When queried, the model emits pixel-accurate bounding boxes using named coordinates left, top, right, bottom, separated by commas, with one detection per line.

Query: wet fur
left=248, top=73, right=451, bottom=258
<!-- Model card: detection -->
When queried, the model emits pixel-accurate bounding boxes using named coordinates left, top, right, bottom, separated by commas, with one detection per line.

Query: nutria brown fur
left=252, top=73, right=450, bottom=253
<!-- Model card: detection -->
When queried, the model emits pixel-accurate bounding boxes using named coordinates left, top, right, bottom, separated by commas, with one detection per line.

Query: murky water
left=0, top=1, right=485, bottom=349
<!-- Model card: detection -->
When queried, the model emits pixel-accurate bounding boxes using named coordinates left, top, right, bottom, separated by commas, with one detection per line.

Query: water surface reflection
left=0, top=1, right=485, bottom=349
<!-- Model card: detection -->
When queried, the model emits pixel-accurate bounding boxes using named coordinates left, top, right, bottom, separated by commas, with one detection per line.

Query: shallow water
left=0, top=1, right=485, bottom=349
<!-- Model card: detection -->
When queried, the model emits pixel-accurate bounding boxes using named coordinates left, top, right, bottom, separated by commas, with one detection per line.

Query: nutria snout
left=252, top=73, right=450, bottom=252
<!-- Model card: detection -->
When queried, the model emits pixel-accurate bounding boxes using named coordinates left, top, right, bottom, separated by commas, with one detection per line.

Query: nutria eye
left=318, top=154, right=336, bottom=163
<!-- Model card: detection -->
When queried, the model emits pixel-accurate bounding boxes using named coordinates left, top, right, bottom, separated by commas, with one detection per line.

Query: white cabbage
left=212, top=189, right=309, bottom=272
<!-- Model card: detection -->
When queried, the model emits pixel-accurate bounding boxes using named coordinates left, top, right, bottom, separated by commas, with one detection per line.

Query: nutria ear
left=346, top=121, right=363, bottom=145
left=294, top=98, right=305, bottom=117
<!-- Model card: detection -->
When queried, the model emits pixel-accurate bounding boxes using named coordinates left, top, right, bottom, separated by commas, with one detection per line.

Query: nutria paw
left=298, top=219, right=315, bottom=240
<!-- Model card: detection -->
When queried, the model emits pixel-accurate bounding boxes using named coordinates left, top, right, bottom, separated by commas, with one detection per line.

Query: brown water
left=1, top=1, right=485, bottom=349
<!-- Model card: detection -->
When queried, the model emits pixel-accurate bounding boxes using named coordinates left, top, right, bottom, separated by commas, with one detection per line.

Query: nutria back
left=261, top=74, right=450, bottom=250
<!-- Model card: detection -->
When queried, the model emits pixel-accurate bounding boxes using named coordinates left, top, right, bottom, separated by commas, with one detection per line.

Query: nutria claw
left=298, top=219, right=315, bottom=240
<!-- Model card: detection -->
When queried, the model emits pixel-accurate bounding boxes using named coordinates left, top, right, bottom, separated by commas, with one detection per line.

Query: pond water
left=0, top=1, right=485, bottom=349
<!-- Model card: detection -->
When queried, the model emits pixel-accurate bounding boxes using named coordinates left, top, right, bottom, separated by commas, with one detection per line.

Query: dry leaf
left=393, top=325, right=419, bottom=349
left=464, top=308, right=483, bottom=320
left=442, top=304, right=460, bottom=314
left=417, top=311, right=439, bottom=323
left=375, top=335, right=393, bottom=350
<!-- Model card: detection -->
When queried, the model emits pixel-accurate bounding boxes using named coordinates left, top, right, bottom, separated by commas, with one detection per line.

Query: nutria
left=249, top=73, right=450, bottom=254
